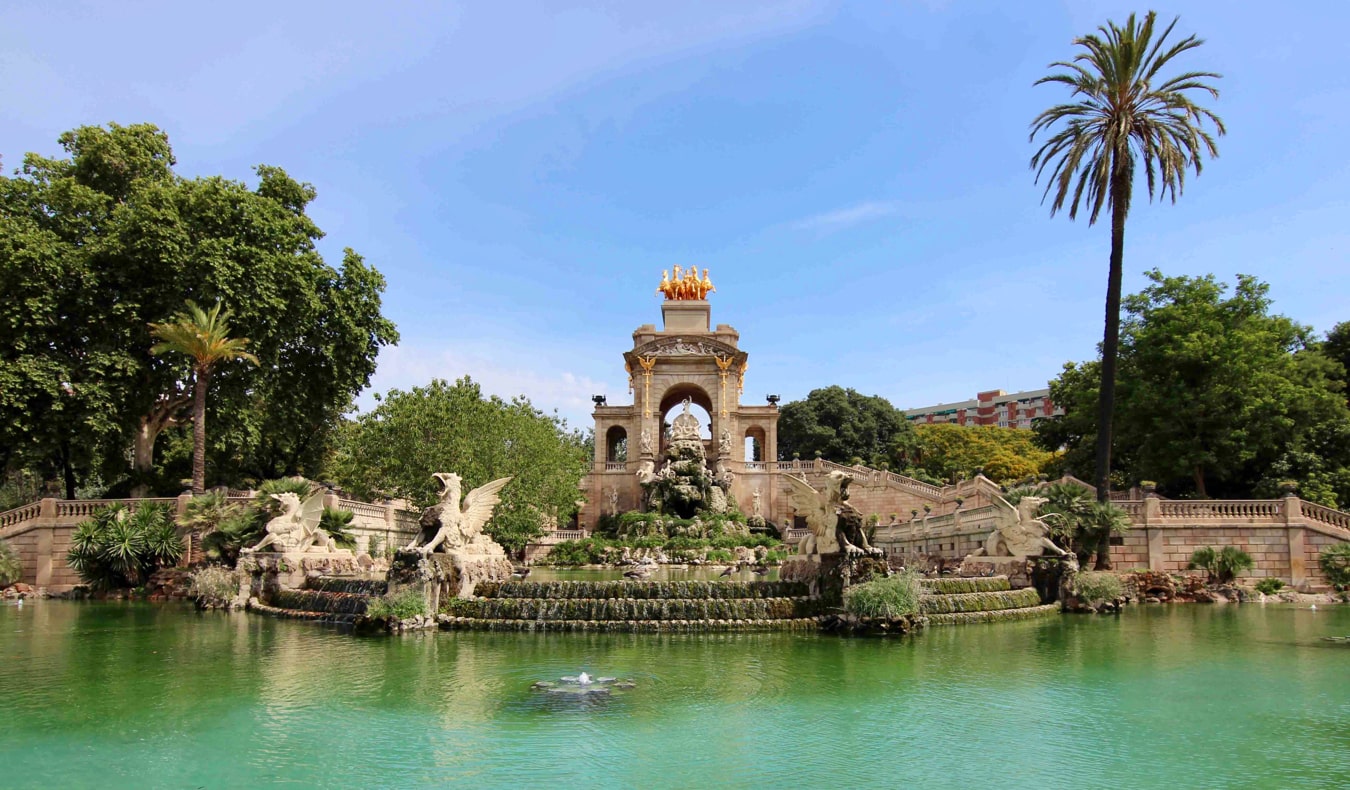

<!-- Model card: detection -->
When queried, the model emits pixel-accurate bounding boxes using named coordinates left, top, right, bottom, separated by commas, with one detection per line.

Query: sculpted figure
left=405, top=473, right=513, bottom=555
left=700, top=268, right=715, bottom=299
left=635, top=458, right=656, bottom=485
left=968, top=495, right=1067, bottom=559
left=244, top=491, right=333, bottom=554
left=640, top=428, right=653, bottom=456
left=669, top=398, right=701, bottom=442
left=608, top=487, right=620, bottom=514
left=783, top=470, right=853, bottom=557
left=656, top=270, right=672, bottom=299
left=683, top=266, right=699, bottom=298
left=718, top=427, right=732, bottom=457
left=671, top=265, right=684, bottom=298
left=751, top=488, right=762, bottom=517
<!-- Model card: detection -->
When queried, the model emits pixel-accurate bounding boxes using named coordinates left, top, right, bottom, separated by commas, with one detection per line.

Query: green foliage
left=365, top=588, right=427, bottom=620
left=705, top=549, right=735, bottom=563
left=0, top=123, right=397, bottom=496
left=1254, top=578, right=1285, bottom=595
left=1188, top=546, right=1255, bottom=584
left=0, top=470, right=45, bottom=512
left=331, top=377, right=589, bottom=554
left=66, top=503, right=183, bottom=589
left=896, top=424, right=1057, bottom=484
left=187, top=566, right=239, bottom=607
left=777, top=386, right=913, bottom=467
left=543, top=538, right=614, bottom=566
left=1022, top=483, right=1129, bottom=565
left=1072, top=572, right=1124, bottom=605
left=319, top=507, right=357, bottom=550
left=844, top=571, right=921, bottom=619
left=1319, top=543, right=1350, bottom=590
left=0, top=538, right=21, bottom=586
left=1040, top=271, right=1350, bottom=501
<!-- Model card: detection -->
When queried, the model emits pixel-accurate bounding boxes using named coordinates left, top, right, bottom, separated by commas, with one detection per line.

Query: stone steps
left=440, top=615, right=821, bottom=632
left=926, top=603, right=1061, bottom=626
left=475, top=579, right=808, bottom=600
left=919, top=587, right=1043, bottom=615
left=920, top=576, right=1011, bottom=594
left=448, top=596, right=818, bottom=622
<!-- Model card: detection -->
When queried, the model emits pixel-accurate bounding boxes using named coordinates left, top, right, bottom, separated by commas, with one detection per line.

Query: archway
left=744, top=426, right=766, bottom=463
left=657, top=384, right=715, bottom=456
left=605, top=425, right=628, bottom=463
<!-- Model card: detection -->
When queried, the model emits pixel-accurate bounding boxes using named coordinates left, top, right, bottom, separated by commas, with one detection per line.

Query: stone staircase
left=919, top=576, right=1059, bottom=625
left=442, top=579, right=821, bottom=632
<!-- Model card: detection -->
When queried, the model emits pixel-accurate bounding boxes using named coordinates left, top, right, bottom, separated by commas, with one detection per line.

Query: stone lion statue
left=404, top=473, right=513, bottom=555
left=968, top=495, right=1067, bottom=559
left=244, top=491, right=334, bottom=555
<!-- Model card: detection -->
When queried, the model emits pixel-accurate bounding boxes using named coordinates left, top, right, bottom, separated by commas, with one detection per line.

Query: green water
left=1, top=602, right=1347, bottom=789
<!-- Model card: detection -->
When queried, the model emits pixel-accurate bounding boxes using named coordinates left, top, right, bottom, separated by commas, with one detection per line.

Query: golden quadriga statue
left=656, top=266, right=715, bottom=300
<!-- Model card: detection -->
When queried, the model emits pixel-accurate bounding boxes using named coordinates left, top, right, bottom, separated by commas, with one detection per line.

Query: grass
left=1073, top=571, right=1124, bottom=604
left=844, top=571, right=921, bottom=619
left=365, top=588, right=428, bottom=620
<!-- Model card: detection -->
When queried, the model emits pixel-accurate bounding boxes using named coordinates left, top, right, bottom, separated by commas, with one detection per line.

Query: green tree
left=0, top=123, right=397, bottom=496
left=150, top=301, right=259, bottom=493
left=1030, top=12, right=1225, bottom=512
left=330, top=377, right=591, bottom=554
left=896, top=423, right=1056, bottom=484
left=1040, top=271, right=1350, bottom=505
left=777, top=386, right=912, bottom=467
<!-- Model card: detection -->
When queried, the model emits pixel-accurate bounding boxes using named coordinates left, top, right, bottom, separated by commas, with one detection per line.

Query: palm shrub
left=844, top=570, right=921, bottom=620
left=1188, top=546, right=1254, bottom=584
left=1319, top=543, right=1350, bottom=590
left=1254, top=578, right=1285, bottom=596
left=0, top=538, right=22, bottom=587
left=67, top=503, right=183, bottom=590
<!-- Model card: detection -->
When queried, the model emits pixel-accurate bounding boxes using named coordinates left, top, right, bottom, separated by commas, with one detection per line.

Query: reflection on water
left=1, top=601, right=1347, bottom=788
left=526, top=565, right=782, bottom=582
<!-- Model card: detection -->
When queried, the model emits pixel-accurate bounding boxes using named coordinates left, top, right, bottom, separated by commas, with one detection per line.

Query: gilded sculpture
left=657, top=267, right=715, bottom=300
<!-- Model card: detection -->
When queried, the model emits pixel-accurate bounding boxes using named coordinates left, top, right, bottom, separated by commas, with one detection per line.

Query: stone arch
left=605, top=425, right=628, bottom=463
left=657, top=383, right=715, bottom=453
left=744, top=425, right=766, bottom=462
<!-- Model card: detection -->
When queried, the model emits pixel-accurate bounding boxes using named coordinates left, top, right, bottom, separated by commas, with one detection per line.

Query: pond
left=1, top=601, right=1347, bottom=788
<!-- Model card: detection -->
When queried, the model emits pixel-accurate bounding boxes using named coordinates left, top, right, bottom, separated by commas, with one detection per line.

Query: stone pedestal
left=387, top=551, right=515, bottom=614
left=958, top=556, right=1034, bottom=588
left=238, top=550, right=357, bottom=597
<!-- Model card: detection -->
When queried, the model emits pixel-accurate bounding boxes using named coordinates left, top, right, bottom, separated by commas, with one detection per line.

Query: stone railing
left=56, top=498, right=180, bottom=519
left=1155, top=499, right=1283, bottom=521
left=0, top=502, right=42, bottom=531
left=1299, top=501, right=1350, bottom=532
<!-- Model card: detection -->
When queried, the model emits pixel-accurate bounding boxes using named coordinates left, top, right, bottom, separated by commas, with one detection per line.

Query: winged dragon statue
left=967, top=495, right=1067, bottom=559
left=243, top=491, right=334, bottom=554
left=784, top=470, right=875, bottom=557
left=404, top=473, right=514, bottom=555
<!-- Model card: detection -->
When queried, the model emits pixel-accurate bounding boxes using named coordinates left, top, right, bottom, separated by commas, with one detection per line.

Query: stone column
left=1285, top=494, right=1306, bottom=587
left=1143, top=494, right=1163, bottom=572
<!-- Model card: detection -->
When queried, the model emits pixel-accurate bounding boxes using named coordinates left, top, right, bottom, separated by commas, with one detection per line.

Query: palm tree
left=149, top=301, right=259, bottom=494
left=1030, top=12, right=1224, bottom=566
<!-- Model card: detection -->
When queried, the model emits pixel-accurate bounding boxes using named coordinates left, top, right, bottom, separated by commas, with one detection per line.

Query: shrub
left=1188, top=546, right=1254, bottom=584
left=188, top=566, right=239, bottom=607
left=1254, top=578, right=1285, bottom=595
left=67, top=503, right=183, bottom=590
left=844, top=571, right=921, bottom=619
left=664, top=535, right=709, bottom=551
left=1073, top=571, right=1123, bottom=605
left=366, top=588, right=427, bottom=620
left=0, top=538, right=21, bottom=587
left=1320, top=543, right=1350, bottom=590
left=544, top=537, right=612, bottom=566
left=706, top=549, right=735, bottom=563
left=320, top=507, right=358, bottom=549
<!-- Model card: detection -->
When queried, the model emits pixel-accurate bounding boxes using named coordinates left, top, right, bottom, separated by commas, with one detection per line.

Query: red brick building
left=903, top=388, right=1062, bottom=429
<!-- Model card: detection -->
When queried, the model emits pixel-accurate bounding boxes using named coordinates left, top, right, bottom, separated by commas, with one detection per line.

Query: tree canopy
left=0, top=123, right=397, bottom=496
left=329, top=377, right=591, bottom=553
left=1037, top=271, right=1350, bottom=504
left=896, top=424, right=1057, bottom=485
left=776, top=386, right=912, bottom=468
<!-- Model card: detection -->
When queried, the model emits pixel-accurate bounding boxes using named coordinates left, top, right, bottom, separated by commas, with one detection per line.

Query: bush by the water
left=545, top=537, right=613, bottom=565
left=366, top=588, right=428, bottom=620
left=844, top=571, right=921, bottom=619
left=1188, top=546, right=1254, bottom=584
left=0, top=538, right=21, bottom=586
left=1072, top=571, right=1123, bottom=605
left=1320, top=543, right=1350, bottom=590
left=67, top=504, right=183, bottom=590
left=188, top=566, right=239, bottom=607
left=1254, top=577, right=1285, bottom=595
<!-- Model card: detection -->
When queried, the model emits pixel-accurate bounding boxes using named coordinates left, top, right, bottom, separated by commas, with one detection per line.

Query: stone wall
left=0, top=494, right=420, bottom=592
left=873, top=495, right=1350, bottom=590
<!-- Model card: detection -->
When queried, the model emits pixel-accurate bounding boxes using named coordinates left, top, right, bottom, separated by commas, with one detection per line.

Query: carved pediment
left=631, top=336, right=739, bottom=358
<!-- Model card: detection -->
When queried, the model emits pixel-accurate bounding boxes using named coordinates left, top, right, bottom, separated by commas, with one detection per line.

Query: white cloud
left=792, top=201, right=900, bottom=232
left=360, top=342, right=626, bottom=430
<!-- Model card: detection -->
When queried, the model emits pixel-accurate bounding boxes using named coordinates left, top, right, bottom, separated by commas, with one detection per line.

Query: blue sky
left=4, top=1, right=1347, bottom=428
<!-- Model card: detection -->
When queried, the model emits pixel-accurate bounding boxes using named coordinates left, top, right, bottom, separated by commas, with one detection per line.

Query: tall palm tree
left=1030, top=12, right=1224, bottom=567
left=149, top=301, right=258, bottom=494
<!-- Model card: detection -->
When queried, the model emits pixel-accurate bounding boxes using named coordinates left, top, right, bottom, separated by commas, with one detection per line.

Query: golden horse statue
left=657, top=266, right=715, bottom=300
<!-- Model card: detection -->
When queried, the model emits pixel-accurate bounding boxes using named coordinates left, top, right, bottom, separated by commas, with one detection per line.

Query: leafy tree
left=330, top=377, right=591, bottom=554
left=1039, top=272, right=1350, bottom=505
left=777, top=386, right=912, bottom=468
left=150, top=301, right=259, bottom=493
left=0, top=123, right=397, bottom=496
left=1030, top=12, right=1225, bottom=509
left=895, top=423, right=1055, bottom=484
